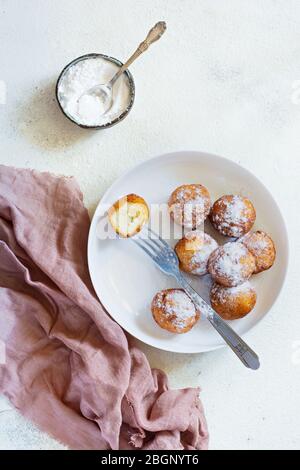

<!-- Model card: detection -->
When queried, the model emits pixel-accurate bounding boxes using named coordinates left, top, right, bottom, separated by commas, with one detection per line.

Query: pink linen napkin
left=0, top=165, right=208, bottom=450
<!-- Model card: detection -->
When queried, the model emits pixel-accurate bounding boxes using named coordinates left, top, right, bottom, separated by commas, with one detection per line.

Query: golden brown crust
left=208, top=242, right=256, bottom=287
left=239, top=230, right=276, bottom=274
left=210, top=282, right=257, bottom=320
left=108, top=193, right=149, bottom=238
left=151, top=288, right=200, bottom=334
left=175, top=230, right=218, bottom=275
left=168, top=184, right=211, bottom=229
left=209, top=195, right=256, bottom=237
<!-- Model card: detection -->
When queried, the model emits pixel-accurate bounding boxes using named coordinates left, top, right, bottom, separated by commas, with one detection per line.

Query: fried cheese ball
left=108, top=193, right=149, bottom=237
left=210, top=281, right=257, bottom=320
left=239, top=230, right=276, bottom=274
left=168, top=184, right=211, bottom=229
left=210, top=195, right=256, bottom=237
left=151, top=289, right=200, bottom=334
left=208, top=242, right=256, bottom=287
left=175, top=230, right=218, bottom=275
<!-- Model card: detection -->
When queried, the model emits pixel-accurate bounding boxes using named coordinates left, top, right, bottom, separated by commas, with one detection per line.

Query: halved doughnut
left=108, top=194, right=149, bottom=237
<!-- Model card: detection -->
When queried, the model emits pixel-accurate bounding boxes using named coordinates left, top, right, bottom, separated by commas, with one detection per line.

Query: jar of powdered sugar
left=56, top=53, right=135, bottom=129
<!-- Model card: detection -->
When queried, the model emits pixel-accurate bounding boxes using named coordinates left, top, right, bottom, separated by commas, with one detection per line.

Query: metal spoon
left=79, top=21, right=167, bottom=115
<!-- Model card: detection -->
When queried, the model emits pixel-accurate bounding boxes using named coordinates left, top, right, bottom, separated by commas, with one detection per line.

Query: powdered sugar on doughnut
left=211, top=281, right=254, bottom=305
left=240, top=232, right=268, bottom=252
left=152, top=290, right=197, bottom=329
left=186, top=231, right=218, bottom=275
left=211, top=195, right=255, bottom=237
left=208, top=242, right=255, bottom=286
left=239, top=230, right=276, bottom=273
left=169, top=184, right=211, bottom=228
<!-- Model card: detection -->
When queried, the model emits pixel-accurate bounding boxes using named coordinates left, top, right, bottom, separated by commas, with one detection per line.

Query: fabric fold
left=0, top=165, right=208, bottom=450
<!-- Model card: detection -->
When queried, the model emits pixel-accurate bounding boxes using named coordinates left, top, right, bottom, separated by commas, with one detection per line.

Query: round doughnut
left=168, top=184, right=211, bottom=229
left=210, top=195, right=256, bottom=237
left=208, top=242, right=256, bottom=287
left=175, top=230, right=218, bottom=275
left=151, top=289, right=200, bottom=334
left=239, top=230, right=276, bottom=274
left=108, top=193, right=149, bottom=237
left=210, top=281, right=257, bottom=320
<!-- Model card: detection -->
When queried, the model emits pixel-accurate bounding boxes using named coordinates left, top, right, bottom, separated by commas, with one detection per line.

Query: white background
left=0, top=0, right=299, bottom=450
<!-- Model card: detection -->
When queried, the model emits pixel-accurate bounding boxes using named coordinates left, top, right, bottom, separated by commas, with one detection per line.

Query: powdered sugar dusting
left=240, top=231, right=269, bottom=252
left=224, top=196, right=247, bottom=221
left=211, top=281, right=254, bottom=305
left=169, top=184, right=211, bottom=228
left=57, top=56, right=132, bottom=127
left=211, top=195, right=254, bottom=237
left=153, top=290, right=197, bottom=329
left=209, top=242, right=255, bottom=286
left=187, top=231, right=218, bottom=275
left=239, top=230, right=276, bottom=273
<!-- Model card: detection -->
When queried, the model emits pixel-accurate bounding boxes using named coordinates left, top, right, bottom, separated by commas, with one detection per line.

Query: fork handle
left=176, top=274, right=260, bottom=370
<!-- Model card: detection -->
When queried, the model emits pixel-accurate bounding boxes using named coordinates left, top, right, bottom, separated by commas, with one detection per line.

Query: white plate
left=88, top=151, right=289, bottom=353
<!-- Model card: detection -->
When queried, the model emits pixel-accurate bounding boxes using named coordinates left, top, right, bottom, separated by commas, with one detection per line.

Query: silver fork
left=132, top=227, right=260, bottom=370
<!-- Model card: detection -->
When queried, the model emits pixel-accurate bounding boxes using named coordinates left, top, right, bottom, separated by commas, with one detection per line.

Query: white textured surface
left=0, top=0, right=299, bottom=450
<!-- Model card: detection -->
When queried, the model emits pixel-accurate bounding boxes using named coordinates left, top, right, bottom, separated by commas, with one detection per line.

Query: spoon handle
left=109, top=21, right=167, bottom=86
